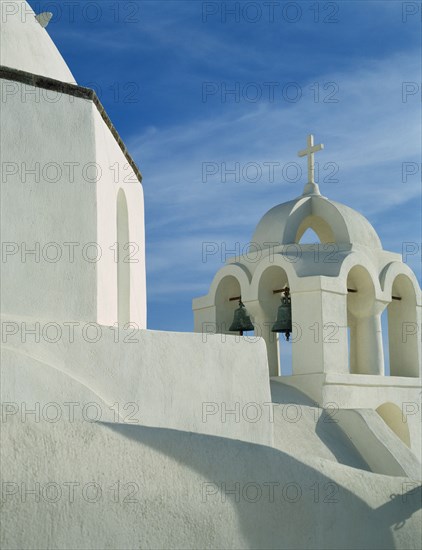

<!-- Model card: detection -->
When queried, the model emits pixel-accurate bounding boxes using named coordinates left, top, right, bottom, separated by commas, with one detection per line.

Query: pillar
left=246, top=300, right=280, bottom=377
left=355, top=313, right=384, bottom=375
left=291, top=288, right=348, bottom=375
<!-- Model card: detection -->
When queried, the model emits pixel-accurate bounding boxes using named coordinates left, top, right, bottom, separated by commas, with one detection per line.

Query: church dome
left=252, top=183, right=382, bottom=250
left=0, top=0, right=76, bottom=83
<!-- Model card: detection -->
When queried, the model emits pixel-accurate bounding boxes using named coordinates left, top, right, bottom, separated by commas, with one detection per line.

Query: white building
left=1, top=2, right=421, bottom=549
left=0, top=0, right=147, bottom=329
left=193, top=134, right=422, bottom=462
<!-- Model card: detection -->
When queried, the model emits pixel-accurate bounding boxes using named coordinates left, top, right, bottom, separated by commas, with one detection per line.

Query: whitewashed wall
left=0, top=80, right=147, bottom=327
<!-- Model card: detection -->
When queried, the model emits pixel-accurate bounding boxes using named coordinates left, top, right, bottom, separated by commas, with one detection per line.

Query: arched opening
left=215, top=275, right=243, bottom=334
left=376, top=402, right=411, bottom=447
left=295, top=215, right=335, bottom=244
left=117, top=189, right=130, bottom=326
left=298, top=228, right=320, bottom=244
left=257, top=266, right=291, bottom=376
left=387, top=275, right=419, bottom=377
left=347, top=266, right=384, bottom=375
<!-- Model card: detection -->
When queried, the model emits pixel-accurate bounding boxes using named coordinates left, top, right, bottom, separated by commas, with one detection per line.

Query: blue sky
left=35, top=0, right=421, bottom=334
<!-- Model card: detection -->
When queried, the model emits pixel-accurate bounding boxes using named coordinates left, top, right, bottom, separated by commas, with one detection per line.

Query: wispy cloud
left=132, top=49, right=421, bottom=324
left=38, top=0, right=420, bottom=329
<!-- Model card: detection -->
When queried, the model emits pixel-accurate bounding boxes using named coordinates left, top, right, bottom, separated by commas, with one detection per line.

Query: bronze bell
left=272, top=288, right=292, bottom=341
left=229, top=300, right=254, bottom=335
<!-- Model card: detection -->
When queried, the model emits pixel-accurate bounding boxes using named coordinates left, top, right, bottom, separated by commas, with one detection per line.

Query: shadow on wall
left=314, top=412, right=371, bottom=472
left=375, top=485, right=421, bottom=530
left=271, top=382, right=371, bottom=472
left=103, top=422, right=421, bottom=549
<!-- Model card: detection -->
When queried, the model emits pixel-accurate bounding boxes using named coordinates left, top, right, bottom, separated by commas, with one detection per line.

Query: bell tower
left=193, top=134, right=421, bottom=445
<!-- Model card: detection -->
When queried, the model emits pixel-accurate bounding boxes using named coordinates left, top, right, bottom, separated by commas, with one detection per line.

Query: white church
left=1, top=2, right=421, bottom=549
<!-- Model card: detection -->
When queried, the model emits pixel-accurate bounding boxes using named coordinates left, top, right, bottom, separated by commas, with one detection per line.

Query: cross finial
left=298, top=134, right=324, bottom=195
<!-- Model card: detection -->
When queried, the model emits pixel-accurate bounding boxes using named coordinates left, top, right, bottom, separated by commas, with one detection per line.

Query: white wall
left=0, top=80, right=98, bottom=321
left=1, top=317, right=273, bottom=446
left=1, top=416, right=421, bottom=549
left=0, top=80, right=147, bottom=328
left=280, top=373, right=422, bottom=462
left=336, top=409, right=421, bottom=479
left=94, top=108, right=146, bottom=328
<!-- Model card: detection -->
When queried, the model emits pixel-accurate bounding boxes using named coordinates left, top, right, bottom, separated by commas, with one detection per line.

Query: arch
left=208, top=264, right=252, bottom=305
left=298, top=228, right=320, bottom=244
left=257, top=265, right=289, bottom=304
left=256, top=264, right=292, bottom=377
left=387, top=274, right=420, bottom=377
left=346, top=265, right=384, bottom=375
left=250, top=253, right=298, bottom=299
left=193, top=263, right=252, bottom=336
left=380, top=261, right=421, bottom=301
left=252, top=195, right=382, bottom=250
left=249, top=255, right=299, bottom=375
left=376, top=402, right=411, bottom=447
left=117, top=189, right=130, bottom=326
left=347, top=265, right=377, bottom=319
left=295, top=215, right=335, bottom=243
left=339, top=254, right=383, bottom=299
left=215, top=275, right=243, bottom=334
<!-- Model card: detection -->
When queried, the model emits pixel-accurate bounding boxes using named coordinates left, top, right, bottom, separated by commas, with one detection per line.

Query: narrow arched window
left=117, top=189, right=130, bottom=326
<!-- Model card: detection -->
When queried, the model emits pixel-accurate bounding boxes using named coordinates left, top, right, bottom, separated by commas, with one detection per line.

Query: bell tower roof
left=251, top=194, right=382, bottom=250
left=252, top=134, right=382, bottom=250
left=0, top=0, right=76, bottom=83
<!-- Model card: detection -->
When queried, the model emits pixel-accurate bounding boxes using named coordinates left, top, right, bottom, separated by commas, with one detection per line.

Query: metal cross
left=298, top=134, right=324, bottom=184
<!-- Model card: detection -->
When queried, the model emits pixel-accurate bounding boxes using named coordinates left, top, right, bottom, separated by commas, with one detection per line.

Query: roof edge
left=0, top=65, right=142, bottom=184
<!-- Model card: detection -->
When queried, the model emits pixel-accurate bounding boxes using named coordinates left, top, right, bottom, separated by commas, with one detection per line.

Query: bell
left=272, top=288, right=292, bottom=341
left=229, top=300, right=254, bottom=335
